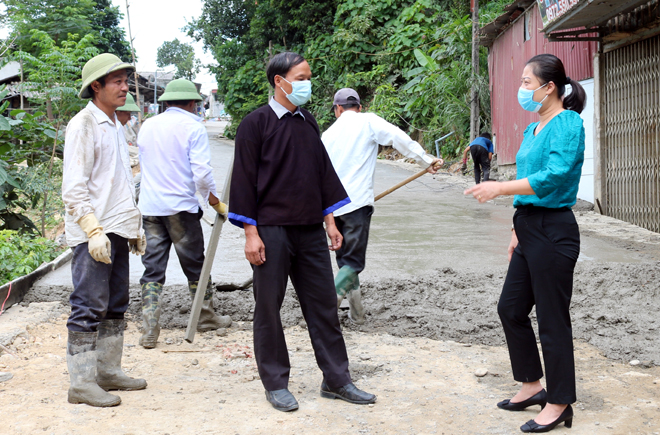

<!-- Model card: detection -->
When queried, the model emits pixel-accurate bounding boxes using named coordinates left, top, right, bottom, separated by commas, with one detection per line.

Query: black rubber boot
left=66, top=330, right=121, bottom=407
left=96, top=319, right=147, bottom=391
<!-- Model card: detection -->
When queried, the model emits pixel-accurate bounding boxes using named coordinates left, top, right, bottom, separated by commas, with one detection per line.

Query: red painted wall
left=488, top=4, right=597, bottom=165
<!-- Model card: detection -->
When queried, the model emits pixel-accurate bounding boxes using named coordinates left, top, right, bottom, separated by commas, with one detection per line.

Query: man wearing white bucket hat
left=62, top=53, right=148, bottom=408
left=136, top=78, right=231, bottom=350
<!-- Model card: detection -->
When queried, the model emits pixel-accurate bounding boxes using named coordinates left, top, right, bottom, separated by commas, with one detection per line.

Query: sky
left=112, top=0, right=217, bottom=93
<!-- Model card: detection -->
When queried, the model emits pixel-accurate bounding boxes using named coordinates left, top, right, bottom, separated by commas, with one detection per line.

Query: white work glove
left=128, top=234, right=147, bottom=256
left=211, top=200, right=228, bottom=222
left=79, top=214, right=112, bottom=264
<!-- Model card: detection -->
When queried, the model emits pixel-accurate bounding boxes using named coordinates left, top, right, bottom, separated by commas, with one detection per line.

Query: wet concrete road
left=35, top=121, right=645, bottom=290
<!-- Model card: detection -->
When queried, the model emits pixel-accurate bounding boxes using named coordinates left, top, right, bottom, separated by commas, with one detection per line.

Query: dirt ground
left=2, top=126, right=660, bottom=434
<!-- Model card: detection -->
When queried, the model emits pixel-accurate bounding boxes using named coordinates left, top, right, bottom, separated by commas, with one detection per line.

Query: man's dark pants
left=67, top=233, right=130, bottom=333
left=252, top=224, right=351, bottom=391
left=470, top=145, right=491, bottom=184
left=334, top=206, right=373, bottom=273
left=140, top=209, right=205, bottom=285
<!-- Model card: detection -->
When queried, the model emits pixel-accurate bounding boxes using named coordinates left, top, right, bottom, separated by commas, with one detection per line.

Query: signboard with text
left=537, top=0, right=580, bottom=27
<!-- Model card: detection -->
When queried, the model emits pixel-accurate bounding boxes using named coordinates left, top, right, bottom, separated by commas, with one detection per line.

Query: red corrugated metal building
left=481, top=1, right=597, bottom=167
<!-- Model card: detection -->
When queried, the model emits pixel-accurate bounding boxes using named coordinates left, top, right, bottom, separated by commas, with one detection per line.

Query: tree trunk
left=470, top=0, right=480, bottom=142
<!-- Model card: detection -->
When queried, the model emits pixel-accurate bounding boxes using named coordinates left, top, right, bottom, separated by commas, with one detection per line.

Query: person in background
left=62, top=53, right=147, bottom=407
left=136, top=78, right=231, bottom=349
left=465, top=53, right=586, bottom=433
left=229, top=52, right=376, bottom=412
left=321, top=88, right=441, bottom=324
left=115, top=93, right=140, bottom=146
left=461, top=132, right=494, bottom=184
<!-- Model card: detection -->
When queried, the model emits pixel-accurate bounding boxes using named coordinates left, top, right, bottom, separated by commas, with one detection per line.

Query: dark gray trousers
left=140, top=208, right=205, bottom=285
left=334, top=206, right=373, bottom=273
left=253, top=224, right=351, bottom=391
left=498, top=206, right=580, bottom=404
left=67, top=233, right=130, bottom=333
left=470, top=145, right=491, bottom=184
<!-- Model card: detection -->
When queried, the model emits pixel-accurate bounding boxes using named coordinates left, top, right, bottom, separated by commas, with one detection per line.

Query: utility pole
left=470, top=0, right=480, bottom=142
left=154, top=69, right=158, bottom=109
left=125, top=0, right=142, bottom=126
left=268, top=40, right=273, bottom=101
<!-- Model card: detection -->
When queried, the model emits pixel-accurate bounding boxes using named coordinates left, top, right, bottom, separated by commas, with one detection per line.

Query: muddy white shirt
left=62, top=101, right=142, bottom=247
left=136, top=107, right=218, bottom=216
left=322, top=111, right=434, bottom=216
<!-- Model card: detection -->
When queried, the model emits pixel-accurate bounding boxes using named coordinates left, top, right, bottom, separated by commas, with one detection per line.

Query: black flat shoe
left=265, top=389, right=299, bottom=412
left=520, top=404, right=574, bottom=433
left=320, top=381, right=376, bottom=404
left=497, top=389, right=547, bottom=411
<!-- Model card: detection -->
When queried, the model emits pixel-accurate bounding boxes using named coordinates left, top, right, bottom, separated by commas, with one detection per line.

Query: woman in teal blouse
left=466, top=54, right=586, bottom=433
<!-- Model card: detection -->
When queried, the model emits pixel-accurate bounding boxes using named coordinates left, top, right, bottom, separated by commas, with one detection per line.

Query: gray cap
left=333, top=88, right=360, bottom=106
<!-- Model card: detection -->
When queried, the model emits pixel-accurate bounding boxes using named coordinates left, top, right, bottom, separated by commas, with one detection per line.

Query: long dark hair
left=526, top=54, right=586, bottom=114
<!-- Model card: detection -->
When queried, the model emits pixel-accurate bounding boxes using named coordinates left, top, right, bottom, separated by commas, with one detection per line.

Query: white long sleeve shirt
left=137, top=107, right=218, bottom=216
left=62, top=101, right=142, bottom=247
left=322, top=111, right=434, bottom=216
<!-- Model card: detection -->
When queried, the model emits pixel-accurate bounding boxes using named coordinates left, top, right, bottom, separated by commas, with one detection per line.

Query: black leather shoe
left=520, top=404, right=574, bottom=433
left=497, top=389, right=547, bottom=411
left=265, top=389, right=299, bottom=412
left=320, top=381, right=376, bottom=404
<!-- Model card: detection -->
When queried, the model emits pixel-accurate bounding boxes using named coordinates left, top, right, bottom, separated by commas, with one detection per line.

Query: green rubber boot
left=189, top=280, right=232, bottom=331
left=139, top=282, right=163, bottom=349
left=335, top=266, right=359, bottom=309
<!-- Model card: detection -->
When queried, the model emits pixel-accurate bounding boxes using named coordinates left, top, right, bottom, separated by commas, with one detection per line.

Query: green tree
left=2, top=0, right=131, bottom=59
left=90, top=0, right=132, bottom=60
left=156, top=39, right=201, bottom=80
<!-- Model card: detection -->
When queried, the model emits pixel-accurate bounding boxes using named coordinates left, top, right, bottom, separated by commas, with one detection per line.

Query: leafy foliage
left=2, top=0, right=131, bottom=59
left=0, top=230, right=62, bottom=285
left=189, top=0, right=511, bottom=152
left=156, top=39, right=202, bottom=80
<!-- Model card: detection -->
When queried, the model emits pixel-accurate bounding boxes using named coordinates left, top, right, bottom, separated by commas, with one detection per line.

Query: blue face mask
left=280, top=77, right=312, bottom=107
left=517, top=83, right=548, bottom=112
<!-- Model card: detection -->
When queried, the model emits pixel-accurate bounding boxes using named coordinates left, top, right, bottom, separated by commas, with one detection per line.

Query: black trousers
left=470, top=145, right=491, bottom=184
left=334, top=206, right=374, bottom=273
left=68, top=233, right=130, bottom=333
left=140, top=208, right=205, bottom=285
left=498, top=206, right=580, bottom=404
left=253, top=224, right=351, bottom=391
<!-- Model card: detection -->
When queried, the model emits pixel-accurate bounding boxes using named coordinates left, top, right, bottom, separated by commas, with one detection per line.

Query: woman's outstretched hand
left=464, top=181, right=501, bottom=203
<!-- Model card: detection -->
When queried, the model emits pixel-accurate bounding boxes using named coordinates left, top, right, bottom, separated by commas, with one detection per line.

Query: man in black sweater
left=229, top=52, right=376, bottom=412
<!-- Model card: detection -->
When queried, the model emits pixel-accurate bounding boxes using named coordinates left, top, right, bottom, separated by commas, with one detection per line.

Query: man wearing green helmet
left=136, top=78, right=231, bottom=349
left=115, top=93, right=140, bottom=146
left=61, top=53, right=148, bottom=408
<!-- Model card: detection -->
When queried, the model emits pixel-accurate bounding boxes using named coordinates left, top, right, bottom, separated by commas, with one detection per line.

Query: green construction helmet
left=116, top=93, right=140, bottom=112
left=79, top=53, right=134, bottom=99
left=158, top=78, right=202, bottom=102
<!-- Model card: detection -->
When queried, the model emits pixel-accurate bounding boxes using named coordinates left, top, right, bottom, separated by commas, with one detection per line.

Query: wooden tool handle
left=374, top=167, right=429, bottom=202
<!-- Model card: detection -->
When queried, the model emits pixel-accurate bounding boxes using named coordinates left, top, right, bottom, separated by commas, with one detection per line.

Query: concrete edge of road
left=0, top=248, right=72, bottom=313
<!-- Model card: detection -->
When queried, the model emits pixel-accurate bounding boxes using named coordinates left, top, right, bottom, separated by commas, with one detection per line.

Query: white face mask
left=279, top=76, right=312, bottom=106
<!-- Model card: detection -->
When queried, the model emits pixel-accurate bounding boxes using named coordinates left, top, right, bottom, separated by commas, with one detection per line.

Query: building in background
left=480, top=0, right=597, bottom=203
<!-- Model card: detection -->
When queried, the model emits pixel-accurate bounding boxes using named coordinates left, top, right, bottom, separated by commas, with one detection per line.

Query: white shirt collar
left=269, top=97, right=305, bottom=120
left=165, top=106, right=203, bottom=122
left=86, top=101, right=119, bottom=126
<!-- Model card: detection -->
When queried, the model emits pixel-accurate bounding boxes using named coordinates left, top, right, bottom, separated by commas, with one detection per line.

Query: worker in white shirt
left=62, top=53, right=148, bottom=408
left=322, top=88, right=442, bottom=324
left=136, top=78, right=231, bottom=349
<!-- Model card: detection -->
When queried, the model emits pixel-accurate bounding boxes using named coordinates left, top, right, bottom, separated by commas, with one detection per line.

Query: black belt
left=515, top=205, right=570, bottom=212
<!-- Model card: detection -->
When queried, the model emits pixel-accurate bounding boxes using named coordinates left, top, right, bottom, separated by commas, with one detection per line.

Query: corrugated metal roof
left=543, top=0, right=651, bottom=33
left=480, top=0, right=537, bottom=47
left=488, top=5, right=597, bottom=165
